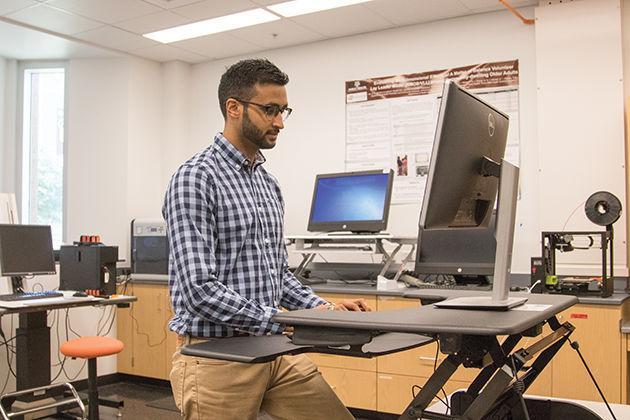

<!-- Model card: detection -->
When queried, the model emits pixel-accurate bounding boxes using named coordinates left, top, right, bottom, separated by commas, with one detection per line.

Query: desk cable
left=526, top=280, right=541, bottom=293
left=0, top=314, right=17, bottom=395
left=412, top=343, right=451, bottom=414
left=568, top=338, right=617, bottom=420
left=509, top=358, right=530, bottom=420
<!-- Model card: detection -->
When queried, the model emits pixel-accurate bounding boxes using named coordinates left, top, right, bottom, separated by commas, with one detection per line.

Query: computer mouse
left=73, top=291, right=88, bottom=297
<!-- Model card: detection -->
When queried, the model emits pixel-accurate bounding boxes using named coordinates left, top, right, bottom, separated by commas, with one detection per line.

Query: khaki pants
left=170, top=335, right=355, bottom=420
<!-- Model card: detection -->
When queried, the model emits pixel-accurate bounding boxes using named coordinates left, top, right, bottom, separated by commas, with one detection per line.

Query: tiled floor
left=60, top=381, right=181, bottom=420
left=54, top=380, right=391, bottom=419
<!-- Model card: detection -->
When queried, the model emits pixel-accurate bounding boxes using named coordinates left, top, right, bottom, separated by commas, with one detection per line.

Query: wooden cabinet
left=377, top=373, right=468, bottom=415
left=311, top=293, right=377, bottom=410
left=117, top=283, right=171, bottom=380
left=552, top=304, right=624, bottom=403
left=319, top=367, right=377, bottom=411
left=117, top=286, right=629, bottom=412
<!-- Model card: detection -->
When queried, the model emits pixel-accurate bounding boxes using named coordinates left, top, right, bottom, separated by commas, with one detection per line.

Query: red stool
left=60, top=336, right=124, bottom=420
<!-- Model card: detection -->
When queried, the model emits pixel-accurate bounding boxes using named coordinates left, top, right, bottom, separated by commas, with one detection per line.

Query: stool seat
left=60, top=336, right=124, bottom=359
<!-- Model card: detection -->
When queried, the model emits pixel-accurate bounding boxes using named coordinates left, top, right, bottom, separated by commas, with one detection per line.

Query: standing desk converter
left=182, top=293, right=584, bottom=420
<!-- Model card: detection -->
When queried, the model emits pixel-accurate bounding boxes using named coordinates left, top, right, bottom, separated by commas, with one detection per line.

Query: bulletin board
left=345, top=60, right=520, bottom=204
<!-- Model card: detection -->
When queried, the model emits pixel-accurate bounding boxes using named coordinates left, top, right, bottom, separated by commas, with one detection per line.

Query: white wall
left=0, top=57, right=17, bottom=194
left=67, top=57, right=164, bottom=262
left=180, top=8, right=539, bottom=273
left=536, top=0, right=626, bottom=275
left=162, top=61, right=192, bottom=188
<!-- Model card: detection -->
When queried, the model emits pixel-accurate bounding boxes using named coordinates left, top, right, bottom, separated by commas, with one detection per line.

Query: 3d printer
left=539, top=192, right=622, bottom=298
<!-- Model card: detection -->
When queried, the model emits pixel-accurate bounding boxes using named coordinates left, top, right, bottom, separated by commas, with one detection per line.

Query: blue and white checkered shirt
left=163, top=133, right=326, bottom=338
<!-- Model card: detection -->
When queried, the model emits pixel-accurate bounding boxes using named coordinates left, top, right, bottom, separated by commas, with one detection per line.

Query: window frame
left=16, top=60, right=69, bottom=247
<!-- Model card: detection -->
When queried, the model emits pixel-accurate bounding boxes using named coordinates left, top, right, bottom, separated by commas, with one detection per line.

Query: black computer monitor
left=415, top=212, right=496, bottom=283
left=419, top=83, right=507, bottom=230
left=419, top=81, right=526, bottom=310
left=0, top=224, right=56, bottom=292
left=307, top=169, right=394, bottom=234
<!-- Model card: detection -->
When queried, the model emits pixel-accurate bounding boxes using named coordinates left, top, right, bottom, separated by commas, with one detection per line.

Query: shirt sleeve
left=280, top=261, right=328, bottom=310
left=163, top=165, right=283, bottom=335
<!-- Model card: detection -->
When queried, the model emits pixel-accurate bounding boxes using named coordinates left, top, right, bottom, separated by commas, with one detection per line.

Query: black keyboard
left=410, top=283, right=491, bottom=291
left=400, top=274, right=491, bottom=291
left=0, top=291, right=64, bottom=302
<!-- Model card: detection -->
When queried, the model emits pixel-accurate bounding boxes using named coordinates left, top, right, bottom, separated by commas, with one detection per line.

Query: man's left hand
left=334, top=298, right=372, bottom=312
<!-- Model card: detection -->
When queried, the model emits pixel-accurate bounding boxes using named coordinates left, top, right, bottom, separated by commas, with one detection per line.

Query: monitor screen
left=0, top=224, right=56, bottom=276
left=307, top=169, right=394, bottom=233
left=419, top=81, right=509, bottom=230
left=415, top=212, right=496, bottom=279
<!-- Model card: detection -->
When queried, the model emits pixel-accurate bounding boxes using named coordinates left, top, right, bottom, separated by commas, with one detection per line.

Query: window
left=20, top=65, right=66, bottom=248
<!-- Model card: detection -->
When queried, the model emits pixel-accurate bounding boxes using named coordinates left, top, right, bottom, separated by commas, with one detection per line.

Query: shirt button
left=264, top=238, right=270, bottom=244
left=270, top=269, right=276, bottom=275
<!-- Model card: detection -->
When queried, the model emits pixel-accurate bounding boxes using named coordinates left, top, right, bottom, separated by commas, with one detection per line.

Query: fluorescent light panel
left=268, top=0, right=374, bottom=17
left=144, top=8, right=279, bottom=43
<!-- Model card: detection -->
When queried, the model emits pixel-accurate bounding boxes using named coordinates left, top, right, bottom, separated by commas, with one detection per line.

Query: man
left=163, top=58, right=370, bottom=420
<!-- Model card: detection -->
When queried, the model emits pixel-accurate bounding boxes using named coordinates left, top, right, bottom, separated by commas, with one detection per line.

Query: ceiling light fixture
left=267, top=0, right=374, bottom=18
left=144, top=8, right=280, bottom=43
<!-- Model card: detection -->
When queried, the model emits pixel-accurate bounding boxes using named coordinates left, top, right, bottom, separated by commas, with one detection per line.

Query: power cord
left=434, top=341, right=450, bottom=414
left=509, top=357, right=530, bottom=420
left=568, top=338, right=617, bottom=420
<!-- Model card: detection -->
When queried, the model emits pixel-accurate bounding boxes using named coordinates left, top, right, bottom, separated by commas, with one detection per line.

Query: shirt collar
left=213, top=133, right=266, bottom=171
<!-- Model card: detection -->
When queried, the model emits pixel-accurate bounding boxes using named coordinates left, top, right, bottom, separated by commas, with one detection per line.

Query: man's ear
left=226, top=98, right=241, bottom=120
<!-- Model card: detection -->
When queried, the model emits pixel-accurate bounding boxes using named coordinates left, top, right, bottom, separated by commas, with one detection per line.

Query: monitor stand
left=11, top=276, right=25, bottom=294
left=435, top=160, right=527, bottom=310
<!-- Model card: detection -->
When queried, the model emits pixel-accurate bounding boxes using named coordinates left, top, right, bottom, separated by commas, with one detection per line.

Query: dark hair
left=218, top=58, right=289, bottom=118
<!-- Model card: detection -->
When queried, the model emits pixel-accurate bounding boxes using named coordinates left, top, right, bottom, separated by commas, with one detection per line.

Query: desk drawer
left=318, top=366, right=376, bottom=411
left=308, top=353, right=376, bottom=371
left=377, top=373, right=468, bottom=415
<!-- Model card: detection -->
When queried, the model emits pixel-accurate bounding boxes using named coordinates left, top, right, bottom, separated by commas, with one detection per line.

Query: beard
left=242, top=109, right=277, bottom=150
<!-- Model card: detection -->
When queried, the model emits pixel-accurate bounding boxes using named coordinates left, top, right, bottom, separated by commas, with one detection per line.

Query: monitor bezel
left=307, top=169, right=394, bottom=233
left=0, top=224, right=57, bottom=276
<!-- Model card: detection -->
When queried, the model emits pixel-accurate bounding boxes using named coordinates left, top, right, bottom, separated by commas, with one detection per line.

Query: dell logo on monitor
left=488, top=113, right=495, bottom=137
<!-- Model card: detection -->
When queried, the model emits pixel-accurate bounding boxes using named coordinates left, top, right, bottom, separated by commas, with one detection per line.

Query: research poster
left=345, top=60, right=520, bottom=204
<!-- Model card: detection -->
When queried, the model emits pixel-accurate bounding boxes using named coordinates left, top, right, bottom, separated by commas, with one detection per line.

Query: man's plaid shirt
left=162, top=133, right=326, bottom=338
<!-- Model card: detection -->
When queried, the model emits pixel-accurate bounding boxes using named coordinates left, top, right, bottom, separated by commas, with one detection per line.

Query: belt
left=177, top=332, right=251, bottom=346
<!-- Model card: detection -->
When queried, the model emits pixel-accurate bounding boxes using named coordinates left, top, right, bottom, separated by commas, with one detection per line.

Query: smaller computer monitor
left=307, top=169, right=394, bottom=233
left=0, top=224, right=56, bottom=276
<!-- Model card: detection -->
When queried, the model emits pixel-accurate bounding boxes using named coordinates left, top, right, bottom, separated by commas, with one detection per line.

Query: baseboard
left=115, top=373, right=171, bottom=389
left=348, top=408, right=398, bottom=420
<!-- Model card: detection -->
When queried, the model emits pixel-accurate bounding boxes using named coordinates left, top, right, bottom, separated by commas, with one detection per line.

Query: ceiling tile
left=142, top=0, right=207, bottom=9
left=0, top=0, right=38, bottom=16
left=171, top=32, right=261, bottom=60
left=231, top=18, right=324, bottom=50
left=7, top=4, right=103, bottom=36
left=289, top=4, right=394, bottom=38
left=250, top=0, right=289, bottom=5
left=171, top=0, right=258, bottom=21
left=46, top=0, right=162, bottom=24
left=0, top=18, right=121, bottom=60
left=132, top=43, right=208, bottom=63
left=114, top=10, right=192, bottom=34
left=74, top=25, right=159, bottom=52
left=366, top=0, right=471, bottom=26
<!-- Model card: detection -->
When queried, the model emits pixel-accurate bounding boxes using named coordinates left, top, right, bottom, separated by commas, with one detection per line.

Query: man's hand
left=335, top=298, right=372, bottom=311
left=315, top=299, right=372, bottom=312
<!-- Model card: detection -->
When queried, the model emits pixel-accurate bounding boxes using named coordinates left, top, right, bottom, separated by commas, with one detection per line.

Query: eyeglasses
left=233, top=98, right=293, bottom=121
